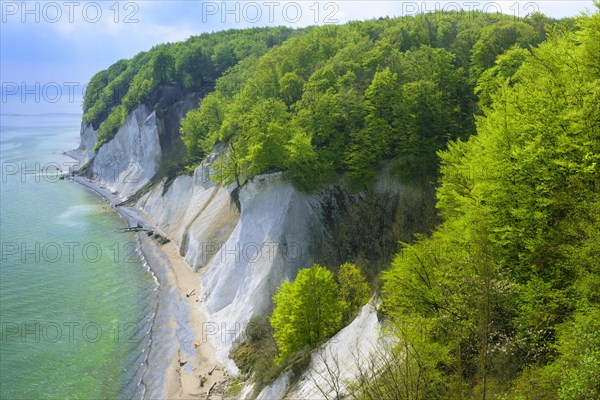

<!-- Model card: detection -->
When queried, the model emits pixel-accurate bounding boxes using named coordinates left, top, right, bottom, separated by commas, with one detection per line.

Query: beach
left=64, top=154, right=227, bottom=399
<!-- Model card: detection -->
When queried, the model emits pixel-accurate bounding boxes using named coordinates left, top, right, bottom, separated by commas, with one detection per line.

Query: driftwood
left=121, top=223, right=146, bottom=233
left=208, top=364, right=217, bottom=375
left=153, top=233, right=171, bottom=245
left=205, top=382, right=216, bottom=400
left=186, top=289, right=196, bottom=298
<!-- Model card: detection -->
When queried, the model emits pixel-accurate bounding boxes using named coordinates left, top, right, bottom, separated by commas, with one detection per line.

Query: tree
left=351, top=317, right=450, bottom=400
left=345, top=68, right=398, bottom=189
left=211, top=142, right=244, bottom=187
left=337, top=263, right=370, bottom=323
left=474, top=46, right=529, bottom=108
left=151, top=48, right=175, bottom=84
left=285, top=130, right=322, bottom=191
left=279, top=72, right=305, bottom=106
left=270, top=265, right=344, bottom=362
left=383, top=10, right=600, bottom=398
left=181, top=94, right=226, bottom=160
left=469, top=20, right=539, bottom=81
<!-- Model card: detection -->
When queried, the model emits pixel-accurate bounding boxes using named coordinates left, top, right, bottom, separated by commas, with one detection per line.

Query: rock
left=90, top=105, right=162, bottom=200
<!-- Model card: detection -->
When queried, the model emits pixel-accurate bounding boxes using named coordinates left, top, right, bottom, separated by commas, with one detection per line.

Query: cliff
left=74, top=93, right=402, bottom=397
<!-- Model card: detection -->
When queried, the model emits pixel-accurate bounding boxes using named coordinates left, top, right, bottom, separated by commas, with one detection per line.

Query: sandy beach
left=63, top=154, right=228, bottom=399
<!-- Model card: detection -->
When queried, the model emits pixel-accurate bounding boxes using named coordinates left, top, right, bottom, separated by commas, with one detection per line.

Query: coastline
left=63, top=152, right=227, bottom=399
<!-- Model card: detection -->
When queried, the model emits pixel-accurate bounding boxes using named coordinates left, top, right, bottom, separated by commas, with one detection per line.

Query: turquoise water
left=0, top=113, right=157, bottom=399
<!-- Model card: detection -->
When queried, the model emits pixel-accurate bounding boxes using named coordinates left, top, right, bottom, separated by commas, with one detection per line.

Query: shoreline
left=63, top=152, right=227, bottom=399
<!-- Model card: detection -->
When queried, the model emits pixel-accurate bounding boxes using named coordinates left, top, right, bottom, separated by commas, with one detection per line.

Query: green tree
left=151, top=47, right=175, bottom=84
left=470, top=20, right=539, bottom=81
left=181, top=94, right=226, bottom=160
left=211, top=142, right=244, bottom=187
left=383, top=10, right=600, bottom=398
left=284, top=130, right=322, bottom=191
left=337, top=263, right=370, bottom=322
left=279, top=72, right=305, bottom=106
left=270, top=265, right=344, bottom=362
left=475, top=46, right=529, bottom=108
left=346, top=68, right=398, bottom=189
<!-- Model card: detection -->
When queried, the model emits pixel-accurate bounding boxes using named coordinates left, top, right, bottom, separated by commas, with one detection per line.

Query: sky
left=0, top=0, right=596, bottom=114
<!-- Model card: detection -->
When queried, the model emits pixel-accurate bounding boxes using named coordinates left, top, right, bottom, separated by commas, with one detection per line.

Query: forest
left=83, top=7, right=599, bottom=399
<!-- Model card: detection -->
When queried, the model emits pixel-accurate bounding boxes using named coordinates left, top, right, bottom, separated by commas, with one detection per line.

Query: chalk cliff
left=76, top=94, right=391, bottom=396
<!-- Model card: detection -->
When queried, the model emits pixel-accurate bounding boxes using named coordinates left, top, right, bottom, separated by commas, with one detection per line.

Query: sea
left=0, top=97, right=158, bottom=398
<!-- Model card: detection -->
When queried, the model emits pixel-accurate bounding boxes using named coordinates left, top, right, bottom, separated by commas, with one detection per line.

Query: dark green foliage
left=83, top=27, right=293, bottom=150
left=337, top=263, right=370, bottom=323
left=179, top=11, right=548, bottom=191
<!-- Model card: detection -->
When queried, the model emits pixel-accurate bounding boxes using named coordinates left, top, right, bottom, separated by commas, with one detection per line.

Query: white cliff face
left=80, top=105, right=321, bottom=374
left=135, top=161, right=239, bottom=270
left=255, top=303, right=385, bottom=400
left=92, top=105, right=161, bottom=199
left=74, top=123, right=98, bottom=164
left=136, top=170, right=320, bottom=373
left=200, top=173, right=319, bottom=370
left=77, top=103, right=393, bottom=389
left=256, top=372, right=292, bottom=400
left=289, top=303, right=383, bottom=399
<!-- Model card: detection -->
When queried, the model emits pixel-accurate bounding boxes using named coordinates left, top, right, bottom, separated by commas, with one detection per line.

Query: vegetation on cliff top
left=82, top=27, right=294, bottom=150
left=181, top=11, right=553, bottom=191
left=84, top=7, right=599, bottom=399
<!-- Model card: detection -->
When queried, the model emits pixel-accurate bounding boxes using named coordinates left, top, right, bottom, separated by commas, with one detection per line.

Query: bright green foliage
left=475, top=46, right=529, bottom=108
left=284, top=130, right=321, bottom=191
left=554, top=308, right=600, bottom=400
left=238, top=98, right=297, bottom=178
left=345, top=68, right=397, bottom=188
left=337, top=263, right=370, bottom=322
left=358, top=316, right=451, bottom=400
left=469, top=20, right=539, bottom=81
left=87, top=13, right=549, bottom=175
left=180, top=12, right=548, bottom=190
left=181, top=94, right=226, bottom=160
left=83, top=27, right=293, bottom=150
left=279, top=72, right=305, bottom=106
left=383, top=10, right=600, bottom=398
left=270, top=265, right=344, bottom=362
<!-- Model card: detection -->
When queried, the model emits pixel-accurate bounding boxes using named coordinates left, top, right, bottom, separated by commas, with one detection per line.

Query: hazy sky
left=0, top=1, right=595, bottom=114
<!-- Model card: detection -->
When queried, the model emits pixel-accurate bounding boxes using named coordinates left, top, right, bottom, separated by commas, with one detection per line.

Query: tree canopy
left=177, top=11, right=550, bottom=190
left=270, top=265, right=344, bottom=362
left=84, top=9, right=600, bottom=397
left=382, top=10, right=600, bottom=399
left=83, top=27, right=293, bottom=150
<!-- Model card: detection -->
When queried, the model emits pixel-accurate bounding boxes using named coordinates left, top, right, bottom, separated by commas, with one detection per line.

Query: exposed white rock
left=135, top=162, right=239, bottom=270
left=78, top=103, right=399, bottom=393
left=254, top=302, right=384, bottom=400
left=200, top=173, right=319, bottom=372
left=291, top=303, right=382, bottom=399
left=74, top=122, right=98, bottom=164
left=136, top=171, right=323, bottom=373
left=257, top=372, right=292, bottom=400
left=239, top=382, right=255, bottom=400
left=92, top=105, right=161, bottom=199
left=82, top=105, right=321, bottom=374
